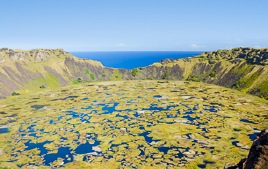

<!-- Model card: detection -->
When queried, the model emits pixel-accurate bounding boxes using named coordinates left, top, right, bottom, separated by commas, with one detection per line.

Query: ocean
left=70, top=51, right=203, bottom=69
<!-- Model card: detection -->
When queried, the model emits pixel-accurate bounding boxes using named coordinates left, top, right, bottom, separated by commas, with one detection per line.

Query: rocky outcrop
left=0, top=48, right=67, bottom=62
left=225, top=129, right=268, bottom=169
left=200, top=47, right=268, bottom=65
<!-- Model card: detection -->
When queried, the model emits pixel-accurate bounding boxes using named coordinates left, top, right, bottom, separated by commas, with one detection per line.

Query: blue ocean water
left=71, top=51, right=203, bottom=69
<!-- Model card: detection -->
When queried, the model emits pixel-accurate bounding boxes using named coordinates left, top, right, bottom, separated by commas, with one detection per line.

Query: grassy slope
left=148, top=48, right=268, bottom=99
left=0, top=49, right=105, bottom=97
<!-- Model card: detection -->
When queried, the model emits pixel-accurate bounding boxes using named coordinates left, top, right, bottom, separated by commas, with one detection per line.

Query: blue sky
left=1, top=0, right=267, bottom=51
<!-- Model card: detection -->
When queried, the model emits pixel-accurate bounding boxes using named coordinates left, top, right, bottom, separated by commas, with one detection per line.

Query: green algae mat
left=0, top=80, right=267, bottom=169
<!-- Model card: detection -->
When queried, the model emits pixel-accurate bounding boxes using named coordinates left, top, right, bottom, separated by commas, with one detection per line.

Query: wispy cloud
left=190, top=43, right=205, bottom=49
left=115, top=43, right=126, bottom=47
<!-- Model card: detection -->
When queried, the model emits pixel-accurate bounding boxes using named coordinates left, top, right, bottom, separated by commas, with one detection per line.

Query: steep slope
left=0, top=47, right=267, bottom=99
left=135, top=47, right=268, bottom=99
left=0, top=48, right=132, bottom=98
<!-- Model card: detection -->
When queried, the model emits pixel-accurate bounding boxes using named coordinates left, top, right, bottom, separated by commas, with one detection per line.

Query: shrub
left=187, top=75, right=201, bottom=82
left=131, top=68, right=138, bottom=77
left=12, top=92, right=20, bottom=96
left=73, top=78, right=82, bottom=84
left=209, top=71, right=216, bottom=77
left=77, top=78, right=82, bottom=83
left=208, top=60, right=215, bottom=64
left=40, top=85, right=46, bottom=89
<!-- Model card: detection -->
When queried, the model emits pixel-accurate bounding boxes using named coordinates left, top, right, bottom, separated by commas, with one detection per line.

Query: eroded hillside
left=0, top=47, right=267, bottom=99
left=136, top=47, right=268, bottom=99
left=0, top=48, right=132, bottom=98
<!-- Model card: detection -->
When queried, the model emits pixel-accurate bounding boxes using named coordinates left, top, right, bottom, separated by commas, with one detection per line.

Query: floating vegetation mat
left=0, top=81, right=267, bottom=168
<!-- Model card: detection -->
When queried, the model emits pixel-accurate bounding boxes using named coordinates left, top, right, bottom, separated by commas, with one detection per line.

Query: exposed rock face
left=9, top=52, right=26, bottom=60
left=0, top=48, right=67, bottom=62
left=201, top=47, right=268, bottom=65
left=225, top=129, right=268, bottom=169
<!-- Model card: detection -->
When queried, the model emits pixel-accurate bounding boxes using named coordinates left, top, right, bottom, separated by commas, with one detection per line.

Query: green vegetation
left=208, top=60, right=215, bottom=64
left=187, top=75, right=201, bottom=82
left=232, top=63, right=253, bottom=75
left=0, top=47, right=268, bottom=101
left=84, top=68, right=90, bottom=75
left=233, top=70, right=263, bottom=91
left=85, top=69, right=95, bottom=80
left=131, top=68, right=138, bottom=77
left=19, top=73, right=60, bottom=94
left=162, top=69, right=170, bottom=80
left=201, top=47, right=268, bottom=65
left=0, top=80, right=267, bottom=168
left=90, top=74, right=95, bottom=80
left=111, top=69, right=122, bottom=80
left=209, top=71, right=216, bottom=77
left=72, top=77, right=82, bottom=84
left=259, top=84, right=268, bottom=99
left=39, top=85, right=46, bottom=89
left=252, top=80, right=268, bottom=99
left=11, top=92, right=20, bottom=96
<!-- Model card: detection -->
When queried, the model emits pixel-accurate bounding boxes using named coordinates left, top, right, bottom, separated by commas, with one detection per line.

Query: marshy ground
left=0, top=80, right=267, bottom=168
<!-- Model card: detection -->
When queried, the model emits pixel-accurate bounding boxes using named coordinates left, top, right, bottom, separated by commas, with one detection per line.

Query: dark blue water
left=24, top=140, right=52, bottom=155
left=153, top=95, right=162, bottom=99
left=75, top=140, right=100, bottom=154
left=198, top=160, right=215, bottom=168
left=248, top=129, right=260, bottom=141
left=71, top=51, right=203, bottom=69
left=102, top=102, right=119, bottom=114
left=182, top=115, right=200, bottom=122
left=240, top=119, right=256, bottom=124
left=0, top=127, right=9, bottom=134
left=139, top=131, right=153, bottom=143
left=158, top=147, right=170, bottom=154
left=31, top=105, right=48, bottom=110
left=44, top=147, right=73, bottom=166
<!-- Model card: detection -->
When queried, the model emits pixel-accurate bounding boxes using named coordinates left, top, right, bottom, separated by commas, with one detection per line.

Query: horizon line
left=69, top=50, right=208, bottom=53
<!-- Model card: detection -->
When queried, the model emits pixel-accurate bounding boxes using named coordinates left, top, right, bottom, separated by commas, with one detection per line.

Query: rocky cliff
left=0, top=47, right=267, bottom=99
